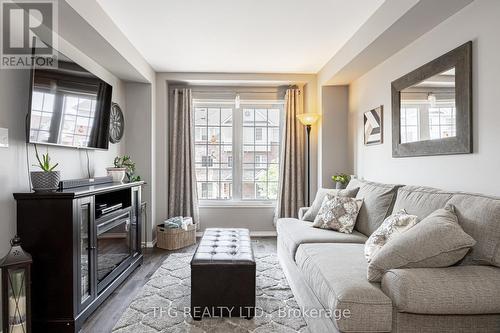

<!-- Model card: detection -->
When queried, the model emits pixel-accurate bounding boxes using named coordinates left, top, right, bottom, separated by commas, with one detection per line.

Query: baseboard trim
left=195, top=231, right=277, bottom=237
left=143, top=239, right=157, bottom=248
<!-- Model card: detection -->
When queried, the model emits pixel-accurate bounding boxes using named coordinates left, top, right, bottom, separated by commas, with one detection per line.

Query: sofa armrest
left=298, top=207, right=310, bottom=220
left=381, top=266, right=500, bottom=315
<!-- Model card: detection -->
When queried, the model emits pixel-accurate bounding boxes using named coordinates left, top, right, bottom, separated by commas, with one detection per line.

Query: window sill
left=199, top=201, right=276, bottom=208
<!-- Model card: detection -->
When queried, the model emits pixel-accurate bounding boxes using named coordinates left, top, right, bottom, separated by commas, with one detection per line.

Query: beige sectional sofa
left=276, top=178, right=500, bottom=333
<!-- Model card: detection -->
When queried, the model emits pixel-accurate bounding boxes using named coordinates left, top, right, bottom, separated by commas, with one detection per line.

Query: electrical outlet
left=0, top=128, right=8, bottom=148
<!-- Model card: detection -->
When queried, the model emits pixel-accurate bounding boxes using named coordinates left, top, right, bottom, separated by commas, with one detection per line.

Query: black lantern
left=1, top=236, right=32, bottom=333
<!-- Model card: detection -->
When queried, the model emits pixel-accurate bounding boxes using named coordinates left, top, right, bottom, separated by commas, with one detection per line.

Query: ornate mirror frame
left=391, top=41, right=472, bottom=157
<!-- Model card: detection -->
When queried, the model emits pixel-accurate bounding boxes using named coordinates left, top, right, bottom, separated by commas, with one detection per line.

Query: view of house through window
left=194, top=100, right=283, bottom=202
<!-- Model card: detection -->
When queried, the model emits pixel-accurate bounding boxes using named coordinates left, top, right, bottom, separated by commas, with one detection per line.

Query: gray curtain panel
left=168, top=88, right=200, bottom=223
left=276, top=88, right=306, bottom=218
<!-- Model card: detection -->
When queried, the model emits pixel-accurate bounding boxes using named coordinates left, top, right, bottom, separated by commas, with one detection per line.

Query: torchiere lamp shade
left=296, top=113, right=321, bottom=126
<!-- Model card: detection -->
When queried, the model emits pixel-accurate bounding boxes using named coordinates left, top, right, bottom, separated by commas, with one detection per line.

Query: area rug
left=112, top=252, right=308, bottom=333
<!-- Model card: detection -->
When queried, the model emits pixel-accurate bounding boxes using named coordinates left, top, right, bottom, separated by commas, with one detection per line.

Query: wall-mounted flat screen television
left=27, top=50, right=113, bottom=150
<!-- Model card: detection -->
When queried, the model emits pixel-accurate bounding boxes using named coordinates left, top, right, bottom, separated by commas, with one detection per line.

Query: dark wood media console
left=14, top=181, right=144, bottom=332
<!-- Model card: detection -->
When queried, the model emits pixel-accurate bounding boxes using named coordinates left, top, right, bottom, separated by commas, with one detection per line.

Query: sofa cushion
left=312, top=195, right=363, bottom=233
left=302, top=187, right=359, bottom=222
left=448, top=194, right=500, bottom=267
left=367, top=206, right=476, bottom=282
left=346, top=178, right=400, bottom=236
left=382, top=266, right=500, bottom=314
left=392, top=185, right=453, bottom=219
left=276, top=218, right=367, bottom=259
left=295, top=243, right=392, bottom=332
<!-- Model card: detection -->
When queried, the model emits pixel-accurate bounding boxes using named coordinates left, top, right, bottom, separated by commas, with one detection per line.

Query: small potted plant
left=332, top=173, right=351, bottom=189
left=31, top=145, right=60, bottom=192
left=107, top=155, right=141, bottom=183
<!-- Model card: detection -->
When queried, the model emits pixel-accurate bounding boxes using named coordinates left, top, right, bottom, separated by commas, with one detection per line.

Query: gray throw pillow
left=312, top=194, right=364, bottom=234
left=367, top=205, right=476, bottom=282
left=302, top=187, right=359, bottom=222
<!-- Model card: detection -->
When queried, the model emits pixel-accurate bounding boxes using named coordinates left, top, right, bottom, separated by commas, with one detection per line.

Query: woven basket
left=156, top=223, right=196, bottom=250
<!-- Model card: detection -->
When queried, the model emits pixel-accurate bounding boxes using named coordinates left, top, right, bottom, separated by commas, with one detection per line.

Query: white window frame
left=194, top=99, right=284, bottom=207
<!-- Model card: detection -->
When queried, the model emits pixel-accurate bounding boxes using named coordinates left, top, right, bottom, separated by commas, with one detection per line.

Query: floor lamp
left=296, top=113, right=321, bottom=206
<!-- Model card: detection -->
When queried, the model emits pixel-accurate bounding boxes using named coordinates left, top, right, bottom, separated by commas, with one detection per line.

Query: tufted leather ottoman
left=190, top=228, right=256, bottom=320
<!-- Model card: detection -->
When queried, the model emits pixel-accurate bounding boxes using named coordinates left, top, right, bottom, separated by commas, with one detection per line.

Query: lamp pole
left=306, top=124, right=311, bottom=206
left=296, top=113, right=320, bottom=208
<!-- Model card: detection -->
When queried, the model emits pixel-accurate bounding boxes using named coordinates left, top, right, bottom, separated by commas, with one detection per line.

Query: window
left=194, top=101, right=283, bottom=202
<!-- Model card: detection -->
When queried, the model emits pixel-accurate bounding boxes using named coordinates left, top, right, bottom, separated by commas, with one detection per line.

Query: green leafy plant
left=34, top=145, right=58, bottom=172
left=331, top=173, right=350, bottom=186
left=114, top=155, right=141, bottom=182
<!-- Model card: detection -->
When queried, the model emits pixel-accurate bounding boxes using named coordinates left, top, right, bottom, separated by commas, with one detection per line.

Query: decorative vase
left=106, top=167, right=127, bottom=183
left=30, top=171, right=60, bottom=192
left=335, top=182, right=346, bottom=190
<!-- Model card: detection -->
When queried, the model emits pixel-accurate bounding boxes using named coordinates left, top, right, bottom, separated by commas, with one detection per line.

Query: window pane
left=267, top=164, right=279, bottom=182
left=195, top=108, right=207, bottom=125
left=268, top=128, right=280, bottom=145
left=207, top=145, right=220, bottom=162
left=255, top=168, right=267, bottom=181
left=255, top=127, right=267, bottom=143
left=220, top=182, right=232, bottom=199
left=243, top=127, right=254, bottom=144
left=268, top=182, right=278, bottom=200
left=208, top=108, right=220, bottom=125
left=268, top=109, right=280, bottom=126
left=221, top=127, right=232, bottom=144
left=256, top=182, right=267, bottom=199
left=207, top=168, right=220, bottom=181
left=268, top=146, right=280, bottom=163
left=207, top=127, right=220, bottom=144
left=243, top=165, right=254, bottom=181
left=243, top=109, right=254, bottom=125
left=220, top=168, right=232, bottom=181
left=195, top=145, right=207, bottom=163
left=221, top=108, right=232, bottom=125
left=195, top=127, right=207, bottom=143
left=242, top=146, right=254, bottom=163
left=242, top=182, right=255, bottom=199
left=195, top=167, right=207, bottom=182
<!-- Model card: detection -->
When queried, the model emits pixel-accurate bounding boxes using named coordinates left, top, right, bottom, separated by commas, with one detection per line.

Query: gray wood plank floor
left=81, top=237, right=277, bottom=333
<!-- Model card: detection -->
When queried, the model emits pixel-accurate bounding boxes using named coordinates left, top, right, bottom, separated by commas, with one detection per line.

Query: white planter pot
left=106, top=168, right=127, bottom=183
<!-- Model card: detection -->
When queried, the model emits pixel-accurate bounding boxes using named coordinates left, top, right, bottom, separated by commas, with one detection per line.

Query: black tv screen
left=27, top=51, right=113, bottom=150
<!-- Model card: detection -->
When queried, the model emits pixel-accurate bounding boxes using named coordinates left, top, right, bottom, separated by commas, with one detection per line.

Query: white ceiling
left=96, top=0, right=385, bottom=73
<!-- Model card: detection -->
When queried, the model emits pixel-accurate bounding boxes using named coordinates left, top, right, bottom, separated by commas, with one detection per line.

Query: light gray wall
left=320, top=86, right=350, bottom=188
left=348, top=0, right=500, bottom=196
left=199, top=206, right=276, bottom=234
left=124, top=82, right=155, bottom=245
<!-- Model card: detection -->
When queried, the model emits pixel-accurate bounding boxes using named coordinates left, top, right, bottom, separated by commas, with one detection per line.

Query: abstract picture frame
left=364, top=105, right=383, bottom=145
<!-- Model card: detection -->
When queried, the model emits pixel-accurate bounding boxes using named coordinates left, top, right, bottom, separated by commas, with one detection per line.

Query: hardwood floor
left=81, top=237, right=277, bottom=333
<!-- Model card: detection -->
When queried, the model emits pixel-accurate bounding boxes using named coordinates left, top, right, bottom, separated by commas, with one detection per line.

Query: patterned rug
left=112, top=252, right=308, bottom=333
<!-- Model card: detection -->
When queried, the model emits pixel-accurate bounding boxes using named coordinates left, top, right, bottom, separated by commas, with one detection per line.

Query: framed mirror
left=391, top=41, right=472, bottom=157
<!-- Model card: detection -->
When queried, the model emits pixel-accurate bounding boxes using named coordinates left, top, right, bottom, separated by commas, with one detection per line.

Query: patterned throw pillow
left=364, top=209, right=420, bottom=262
left=312, top=194, right=363, bottom=234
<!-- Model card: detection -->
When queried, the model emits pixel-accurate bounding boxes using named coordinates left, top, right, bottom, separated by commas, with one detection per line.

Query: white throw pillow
left=364, top=209, right=419, bottom=262
left=302, top=187, right=359, bottom=222
left=312, top=194, right=363, bottom=234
